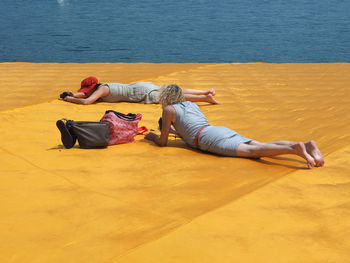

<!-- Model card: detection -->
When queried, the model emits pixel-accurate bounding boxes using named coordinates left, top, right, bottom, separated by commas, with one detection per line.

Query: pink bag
left=100, top=110, right=148, bottom=145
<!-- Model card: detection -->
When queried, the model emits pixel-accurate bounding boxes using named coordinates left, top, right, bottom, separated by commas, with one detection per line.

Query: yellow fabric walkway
left=0, top=63, right=349, bottom=263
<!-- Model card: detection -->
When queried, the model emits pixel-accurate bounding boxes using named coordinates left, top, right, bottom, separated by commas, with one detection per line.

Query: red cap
left=78, top=76, right=99, bottom=93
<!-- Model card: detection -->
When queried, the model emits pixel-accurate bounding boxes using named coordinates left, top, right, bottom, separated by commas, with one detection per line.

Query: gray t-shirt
left=172, top=101, right=251, bottom=155
left=172, top=101, right=210, bottom=148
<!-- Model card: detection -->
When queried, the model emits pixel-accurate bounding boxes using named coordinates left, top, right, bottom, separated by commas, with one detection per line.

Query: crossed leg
left=304, top=140, right=324, bottom=167
left=263, top=140, right=324, bottom=167
left=183, top=88, right=220, bottom=104
left=236, top=140, right=324, bottom=169
left=183, top=88, right=216, bottom=96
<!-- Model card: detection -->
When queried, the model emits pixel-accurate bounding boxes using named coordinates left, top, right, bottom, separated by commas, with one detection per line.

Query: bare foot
left=305, top=140, right=324, bottom=167
left=209, top=88, right=216, bottom=96
left=293, top=142, right=315, bottom=169
left=207, top=94, right=221, bottom=104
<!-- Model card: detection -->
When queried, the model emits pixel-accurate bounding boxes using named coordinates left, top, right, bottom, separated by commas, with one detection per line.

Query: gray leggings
left=197, top=126, right=251, bottom=156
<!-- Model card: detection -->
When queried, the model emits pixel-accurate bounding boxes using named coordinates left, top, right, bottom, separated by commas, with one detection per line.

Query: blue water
left=1, top=0, right=349, bottom=63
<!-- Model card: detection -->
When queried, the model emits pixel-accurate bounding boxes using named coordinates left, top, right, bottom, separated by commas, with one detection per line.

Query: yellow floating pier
left=0, top=63, right=349, bottom=262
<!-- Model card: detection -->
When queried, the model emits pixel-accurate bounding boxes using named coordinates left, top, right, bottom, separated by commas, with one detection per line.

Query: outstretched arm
left=70, top=92, right=87, bottom=98
left=145, top=105, right=176, bottom=146
left=63, top=85, right=109, bottom=105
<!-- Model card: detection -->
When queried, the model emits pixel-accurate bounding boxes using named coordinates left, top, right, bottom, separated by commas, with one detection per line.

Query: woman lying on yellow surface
left=60, top=76, right=220, bottom=105
left=145, top=84, right=324, bottom=169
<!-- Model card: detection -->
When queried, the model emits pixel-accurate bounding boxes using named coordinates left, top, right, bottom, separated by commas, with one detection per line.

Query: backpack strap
left=105, top=110, right=137, bottom=120
left=137, top=126, right=149, bottom=135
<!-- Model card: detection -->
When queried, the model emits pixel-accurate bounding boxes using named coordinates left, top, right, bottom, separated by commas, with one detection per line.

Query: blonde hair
left=159, top=84, right=185, bottom=106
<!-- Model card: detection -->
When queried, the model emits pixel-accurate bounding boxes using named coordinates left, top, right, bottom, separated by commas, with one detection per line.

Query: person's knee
left=248, top=140, right=260, bottom=145
left=236, top=144, right=261, bottom=157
